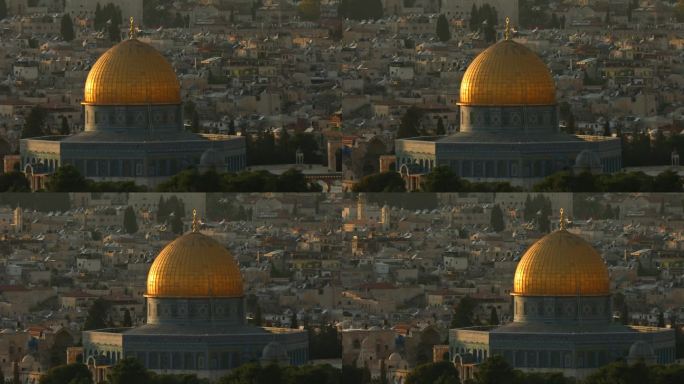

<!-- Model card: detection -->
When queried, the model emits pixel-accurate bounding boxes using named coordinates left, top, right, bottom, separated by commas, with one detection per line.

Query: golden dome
left=146, top=232, right=244, bottom=298
left=513, top=229, right=610, bottom=296
left=459, top=40, right=556, bottom=106
left=84, top=39, right=181, bottom=105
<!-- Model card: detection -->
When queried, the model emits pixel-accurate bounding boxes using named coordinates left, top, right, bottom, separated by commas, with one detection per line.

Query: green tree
left=60, top=14, right=75, bottom=41
left=584, top=361, right=651, bottom=384
left=275, top=169, right=318, bottom=192
left=352, top=172, right=406, bottom=192
left=469, top=3, right=478, bottom=31
left=0, top=172, right=30, bottom=192
left=677, top=0, right=684, bottom=22
left=653, top=170, right=683, bottom=192
left=60, top=116, right=70, bottom=135
left=123, top=206, right=138, bottom=234
left=39, top=363, right=93, bottom=384
left=170, top=212, right=183, bottom=234
left=490, top=204, right=505, bottom=232
left=108, top=22, right=121, bottom=42
left=228, top=119, right=236, bottom=135
left=22, top=106, right=47, bottom=138
left=309, top=324, right=342, bottom=359
left=489, top=307, right=499, bottom=325
left=0, top=0, right=7, bottom=21
left=46, top=165, right=89, bottom=192
left=421, top=166, right=467, bottom=192
left=473, top=355, right=516, bottom=384
left=253, top=305, right=263, bottom=326
left=122, top=309, right=132, bottom=327
left=405, top=361, right=460, bottom=384
left=435, top=117, right=446, bottom=135
left=298, top=0, right=321, bottom=21
left=550, top=13, right=559, bottom=28
left=397, top=106, right=424, bottom=138
left=450, top=296, right=476, bottom=328
left=218, top=363, right=284, bottom=384
left=108, top=358, right=152, bottom=384
left=83, top=298, right=110, bottom=331
left=338, top=0, right=383, bottom=20
left=436, top=14, right=451, bottom=42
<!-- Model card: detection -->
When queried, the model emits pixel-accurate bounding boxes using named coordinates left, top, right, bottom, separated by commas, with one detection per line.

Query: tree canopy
left=436, top=14, right=451, bottom=42
left=352, top=171, right=406, bottom=192
left=60, top=14, right=75, bottom=41
left=405, top=361, right=460, bottom=384
left=39, top=363, right=92, bottom=384
left=490, top=204, right=505, bottom=232
left=156, top=168, right=321, bottom=192
left=298, top=0, right=321, bottom=21
left=533, top=170, right=683, bottom=192
left=397, top=106, right=425, bottom=139
left=450, top=295, right=476, bottom=328
left=123, top=206, right=138, bottom=234
left=46, top=165, right=88, bottom=192
left=22, top=106, right=47, bottom=138
left=83, top=298, right=110, bottom=331
left=0, top=172, right=30, bottom=192
left=338, top=0, right=383, bottom=20
left=0, top=0, right=7, bottom=21
left=420, top=167, right=521, bottom=192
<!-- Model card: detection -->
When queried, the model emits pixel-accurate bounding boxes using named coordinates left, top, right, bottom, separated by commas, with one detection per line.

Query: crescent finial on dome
left=504, top=17, right=511, bottom=40
left=129, top=17, right=136, bottom=40
left=559, top=208, right=566, bottom=230
left=192, top=209, right=199, bottom=232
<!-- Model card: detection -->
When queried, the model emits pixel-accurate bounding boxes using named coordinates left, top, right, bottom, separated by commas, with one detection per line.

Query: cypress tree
left=436, top=14, right=450, bottom=42
left=123, top=206, right=138, bottom=234
left=0, top=0, right=7, bottom=21
left=60, top=14, right=75, bottom=41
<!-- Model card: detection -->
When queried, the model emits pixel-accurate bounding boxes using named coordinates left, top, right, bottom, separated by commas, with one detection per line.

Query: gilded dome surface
left=84, top=39, right=181, bottom=105
left=459, top=40, right=556, bottom=106
left=146, top=232, right=244, bottom=298
left=513, top=229, right=609, bottom=296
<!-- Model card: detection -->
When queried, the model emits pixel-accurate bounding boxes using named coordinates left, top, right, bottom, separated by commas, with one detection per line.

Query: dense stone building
left=449, top=211, right=675, bottom=381
left=82, top=214, right=308, bottom=380
left=396, top=30, right=621, bottom=189
left=20, top=28, right=246, bottom=188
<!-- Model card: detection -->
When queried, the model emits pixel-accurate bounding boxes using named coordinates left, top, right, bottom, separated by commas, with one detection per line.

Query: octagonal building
left=395, top=36, right=621, bottom=189
left=449, top=213, right=674, bottom=380
left=20, top=33, right=246, bottom=188
left=82, top=217, right=308, bottom=380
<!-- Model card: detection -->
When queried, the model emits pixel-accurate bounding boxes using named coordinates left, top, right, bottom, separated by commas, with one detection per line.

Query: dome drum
left=146, top=297, right=246, bottom=326
left=459, top=105, right=559, bottom=134
left=513, top=295, right=612, bottom=324
left=84, top=104, right=183, bottom=133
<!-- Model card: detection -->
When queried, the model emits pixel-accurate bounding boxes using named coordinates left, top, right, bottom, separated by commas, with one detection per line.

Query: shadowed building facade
left=20, top=28, right=246, bottom=188
left=449, top=212, right=674, bottom=381
left=396, top=28, right=621, bottom=189
left=82, top=216, right=308, bottom=380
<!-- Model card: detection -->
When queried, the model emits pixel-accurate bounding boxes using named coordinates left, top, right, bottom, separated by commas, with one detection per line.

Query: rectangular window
left=462, top=160, right=472, bottom=177
left=485, top=161, right=494, bottom=177
left=122, top=160, right=132, bottom=177
left=110, top=160, right=120, bottom=177
left=86, top=160, right=96, bottom=177
left=497, top=160, right=508, bottom=177
left=473, top=161, right=483, bottom=177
